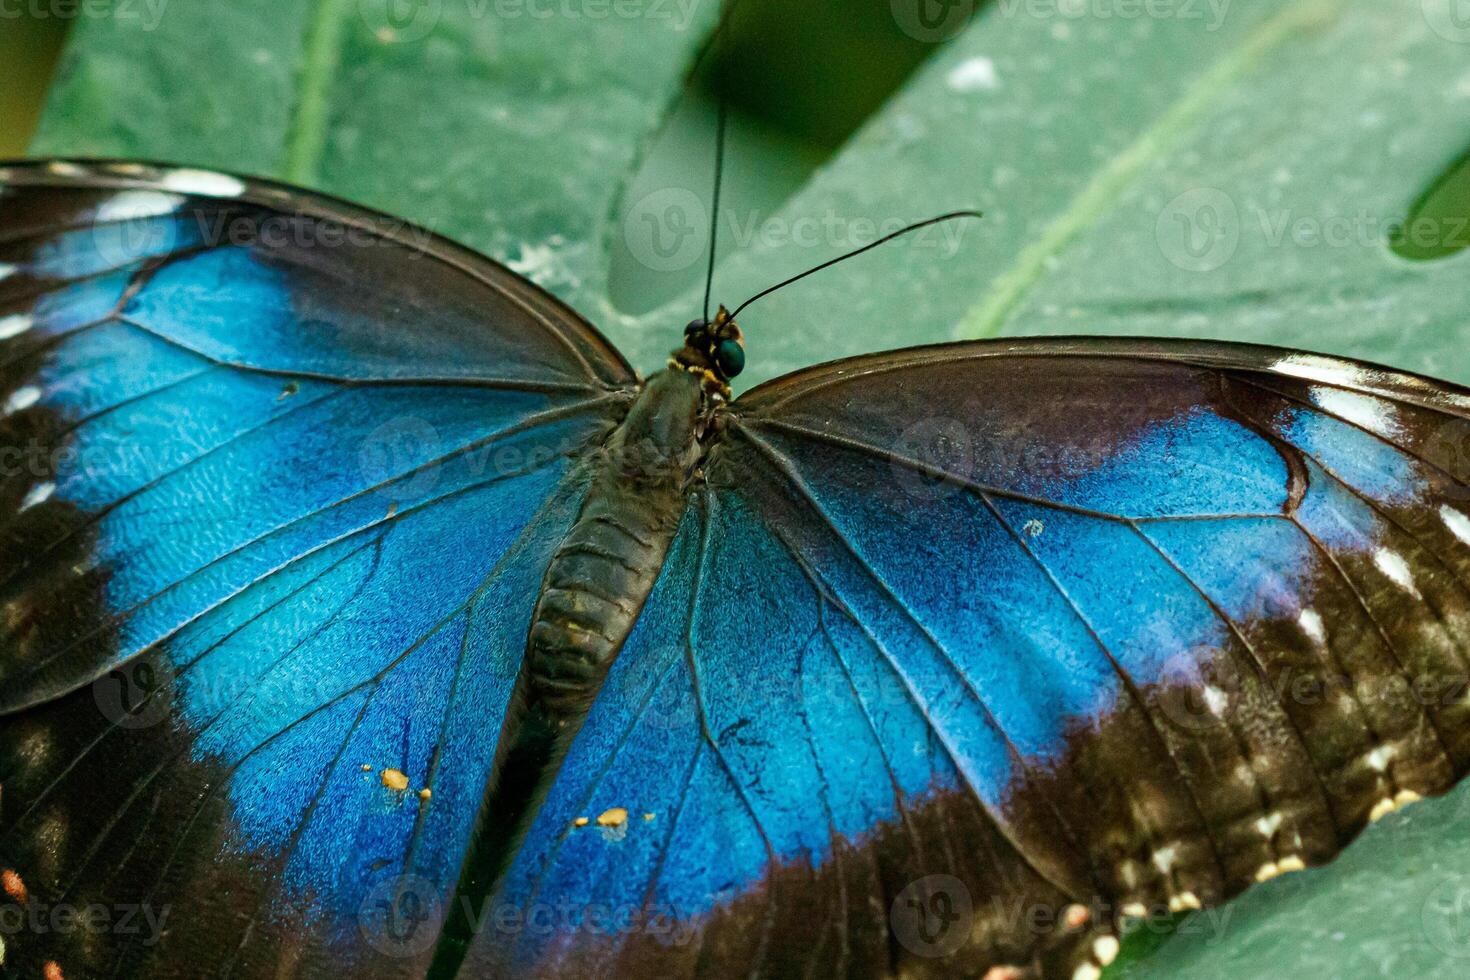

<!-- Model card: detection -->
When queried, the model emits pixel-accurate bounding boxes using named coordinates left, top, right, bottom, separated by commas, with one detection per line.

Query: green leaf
left=31, top=0, right=1470, bottom=976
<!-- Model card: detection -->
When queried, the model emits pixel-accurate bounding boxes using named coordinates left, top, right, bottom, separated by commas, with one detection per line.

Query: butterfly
left=0, top=158, right=1468, bottom=980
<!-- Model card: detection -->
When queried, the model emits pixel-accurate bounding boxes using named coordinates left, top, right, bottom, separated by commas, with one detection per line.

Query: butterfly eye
left=714, top=338, right=745, bottom=378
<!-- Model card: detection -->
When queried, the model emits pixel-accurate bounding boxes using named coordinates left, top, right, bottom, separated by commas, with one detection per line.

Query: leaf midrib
left=284, top=0, right=352, bottom=186
left=958, top=0, right=1341, bottom=340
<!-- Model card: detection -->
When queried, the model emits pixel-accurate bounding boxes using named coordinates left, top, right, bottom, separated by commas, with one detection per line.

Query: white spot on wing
left=1168, top=891, right=1201, bottom=912
left=1271, top=353, right=1470, bottom=413
left=44, top=160, right=86, bottom=177
left=0, top=263, right=15, bottom=282
left=1311, top=386, right=1400, bottom=437
left=1443, top=505, right=1470, bottom=547
left=0, top=315, right=32, bottom=341
left=1373, top=548, right=1420, bottom=598
left=96, top=191, right=184, bottom=222
left=1365, top=744, right=1396, bottom=772
left=158, top=168, right=246, bottom=198
left=3, top=386, right=40, bottom=417
left=1152, top=846, right=1177, bottom=874
left=1298, top=608, right=1327, bottom=646
left=1202, top=686, right=1228, bottom=715
left=947, top=56, right=1001, bottom=93
left=19, top=482, right=54, bottom=512
left=1270, top=354, right=1370, bottom=389
left=1255, top=812, right=1283, bottom=838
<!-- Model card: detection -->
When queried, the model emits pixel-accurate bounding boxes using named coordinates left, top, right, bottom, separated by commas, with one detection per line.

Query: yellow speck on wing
left=1, top=868, right=26, bottom=903
left=573, top=817, right=590, bottom=828
left=44, top=961, right=64, bottom=980
left=642, top=813, right=655, bottom=821
left=381, top=769, right=410, bottom=791
left=361, top=764, right=372, bottom=772
left=597, top=807, right=629, bottom=829
left=419, top=788, right=433, bottom=801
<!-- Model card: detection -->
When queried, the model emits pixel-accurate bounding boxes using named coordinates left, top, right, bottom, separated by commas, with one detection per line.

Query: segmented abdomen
left=526, top=485, right=684, bottom=713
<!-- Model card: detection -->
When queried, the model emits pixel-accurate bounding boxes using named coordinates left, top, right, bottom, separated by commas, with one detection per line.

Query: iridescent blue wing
left=475, top=338, right=1470, bottom=979
left=0, top=160, right=635, bottom=978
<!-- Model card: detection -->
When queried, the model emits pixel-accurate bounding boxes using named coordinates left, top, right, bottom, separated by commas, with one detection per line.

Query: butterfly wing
left=475, top=337, right=1470, bottom=979
left=0, top=161, right=636, bottom=978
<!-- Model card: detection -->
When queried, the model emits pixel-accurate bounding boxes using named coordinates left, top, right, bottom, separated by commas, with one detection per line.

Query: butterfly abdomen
left=525, top=366, right=707, bottom=715
left=527, top=497, right=677, bottom=710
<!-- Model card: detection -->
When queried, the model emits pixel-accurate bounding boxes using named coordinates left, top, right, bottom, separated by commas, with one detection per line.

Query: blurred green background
left=0, top=13, right=68, bottom=155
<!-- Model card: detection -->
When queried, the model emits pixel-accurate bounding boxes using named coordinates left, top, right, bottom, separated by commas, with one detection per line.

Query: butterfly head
left=672, top=305, right=744, bottom=399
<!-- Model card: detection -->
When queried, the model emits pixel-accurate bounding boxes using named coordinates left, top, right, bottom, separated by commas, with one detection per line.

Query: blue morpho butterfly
left=0, top=157, right=1469, bottom=980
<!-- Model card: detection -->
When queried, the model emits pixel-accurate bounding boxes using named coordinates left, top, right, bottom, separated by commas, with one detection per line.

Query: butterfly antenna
left=729, top=210, right=983, bottom=320
left=702, top=98, right=728, bottom=323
